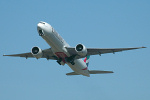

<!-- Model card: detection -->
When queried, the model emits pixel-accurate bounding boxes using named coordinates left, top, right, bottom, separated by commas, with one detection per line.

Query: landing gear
left=56, top=58, right=62, bottom=65
left=57, top=60, right=61, bottom=65
left=69, top=58, right=75, bottom=65
left=70, top=61, right=75, bottom=65
left=56, top=55, right=76, bottom=66
left=65, top=56, right=75, bottom=65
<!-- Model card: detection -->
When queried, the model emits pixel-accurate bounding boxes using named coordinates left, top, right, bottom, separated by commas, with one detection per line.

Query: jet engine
left=75, top=44, right=87, bottom=56
left=31, top=46, right=43, bottom=59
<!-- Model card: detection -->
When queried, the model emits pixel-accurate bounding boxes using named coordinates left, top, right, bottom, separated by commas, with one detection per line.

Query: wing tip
left=110, top=71, right=114, bottom=73
left=3, top=54, right=13, bottom=56
left=141, top=46, right=147, bottom=48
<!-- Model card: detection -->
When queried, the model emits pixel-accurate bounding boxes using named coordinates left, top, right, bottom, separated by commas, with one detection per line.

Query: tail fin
left=84, top=55, right=90, bottom=67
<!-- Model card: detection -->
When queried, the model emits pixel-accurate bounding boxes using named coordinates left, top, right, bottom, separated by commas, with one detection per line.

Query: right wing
left=66, top=47, right=146, bottom=59
left=3, top=48, right=57, bottom=60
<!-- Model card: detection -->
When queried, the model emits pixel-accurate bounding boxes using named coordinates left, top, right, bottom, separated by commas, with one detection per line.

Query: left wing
left=3, top=48, right=57, bottom=60
left=66, top=47, right=146, bottom=59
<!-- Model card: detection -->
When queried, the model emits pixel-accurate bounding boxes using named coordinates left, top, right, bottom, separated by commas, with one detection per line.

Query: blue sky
left=1, top=0, right=150, bottom=100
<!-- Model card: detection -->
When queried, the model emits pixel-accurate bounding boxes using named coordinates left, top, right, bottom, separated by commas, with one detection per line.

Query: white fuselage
left=37, top=22, right=90, bottom=77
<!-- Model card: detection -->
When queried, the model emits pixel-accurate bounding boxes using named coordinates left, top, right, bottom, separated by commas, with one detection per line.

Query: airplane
left=3, top=21, right=146, bottom=77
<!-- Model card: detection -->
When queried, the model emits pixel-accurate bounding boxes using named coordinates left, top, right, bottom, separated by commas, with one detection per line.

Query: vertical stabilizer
left=84, top=55, right=90, bottom=67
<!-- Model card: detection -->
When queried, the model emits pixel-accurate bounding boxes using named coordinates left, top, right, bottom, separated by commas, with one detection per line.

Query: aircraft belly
left=42, top=32, right=70, bottom=56
left=42, top=34, right=62, bottom=50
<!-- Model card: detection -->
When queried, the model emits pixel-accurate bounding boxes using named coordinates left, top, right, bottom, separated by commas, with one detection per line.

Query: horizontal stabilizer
left=66, top=70, right=113, bottom=76
left=66, top=72, right=79, bottom=75
left=88, top=70, right=114, bottom=74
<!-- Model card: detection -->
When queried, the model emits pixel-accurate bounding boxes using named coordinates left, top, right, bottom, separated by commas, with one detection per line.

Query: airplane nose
left=37, top=22, right=44, bottom=36
left=37, top=21, right=52, bottom=36
left=37, top=21, right=46, bottom=28
left=37, top=22, right=42, bottom=29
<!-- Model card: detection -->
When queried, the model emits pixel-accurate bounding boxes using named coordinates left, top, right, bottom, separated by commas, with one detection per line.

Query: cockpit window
left=39, top=21, right=45, bottom=24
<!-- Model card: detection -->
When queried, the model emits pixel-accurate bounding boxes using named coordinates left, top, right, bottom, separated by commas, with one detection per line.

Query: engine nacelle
left=31, top=46, right=43, bottom=59
left=75, top=44, right=87, bottom=56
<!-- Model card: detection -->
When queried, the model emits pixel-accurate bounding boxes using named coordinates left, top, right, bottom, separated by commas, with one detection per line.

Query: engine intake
left=31, top=47, right=43, bottom=59
left=75, top=44, right=87, bottom=56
